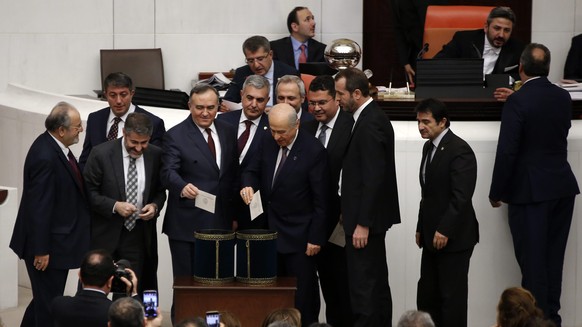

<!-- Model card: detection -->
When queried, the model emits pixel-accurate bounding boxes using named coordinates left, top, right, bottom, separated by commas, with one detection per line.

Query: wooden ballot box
left=173, top=276, right=296, bottom=326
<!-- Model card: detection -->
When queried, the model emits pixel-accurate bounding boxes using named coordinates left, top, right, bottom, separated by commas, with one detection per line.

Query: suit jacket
left=79, top=105, right=166, bottom=170
left=223, top=60, right=299, bottom=104
left=10, top=132, right=90, bottom=269
left=490, top=77, right=580, bottom=204
left=161, top=117, right=239, bottom=241
left=341, top=100, right=401, bottom=235
left=83, top=139, right=166, bottom=255
left=564, top=34, right=582, bottom=80
left=303, top=110, right=353, bottom=238
left=270, top=37, right=327, bottom=69
left=242, top=129, right=329, bottom=253
left=417, top=130, right=479, bottom=252
left=433, top=29, right=525, bottom=80
left=51, top=290, right=111, bottom=327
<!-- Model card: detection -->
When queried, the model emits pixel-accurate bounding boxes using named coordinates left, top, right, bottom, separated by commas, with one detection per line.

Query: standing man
left=489, top=43, right=580, bottom=326
left=223, top=36, right=298, bottom=108
left=10, top=102, right=91, bottom=327
left=83, top=112, right=166, bottom=293
left=303, top=75, right=354, bottom=327
left=434, top=6, right=524, bottom=80
left=161, top=84, right=239, bottom=278
left=335, top=68, right=401, bottom=326
left=415, top=98, right=479, bottom=327
left=217, top=75, right=271, bottom=230
left=270, top=6, right=327, bottom=70
left=240, top=104, right=328, bottom=326
left=276, top=74, right=314, bottom=122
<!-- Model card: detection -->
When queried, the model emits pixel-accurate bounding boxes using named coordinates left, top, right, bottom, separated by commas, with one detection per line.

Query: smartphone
left=206, top=310, right=220, bottom=327
left=143, top=290, right=158, bottom=318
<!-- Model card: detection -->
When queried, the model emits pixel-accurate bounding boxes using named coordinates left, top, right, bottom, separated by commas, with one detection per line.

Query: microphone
left=416, top=43, right=429, bottom=59
left=472, top=43, right=482, bottom=58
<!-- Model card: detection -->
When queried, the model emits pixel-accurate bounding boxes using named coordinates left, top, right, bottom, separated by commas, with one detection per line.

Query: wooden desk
left=173, top=277, right=296, bottom=326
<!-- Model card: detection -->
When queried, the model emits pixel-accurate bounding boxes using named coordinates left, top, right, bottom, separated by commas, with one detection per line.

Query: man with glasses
left=223, top=35, right=298, bottom=110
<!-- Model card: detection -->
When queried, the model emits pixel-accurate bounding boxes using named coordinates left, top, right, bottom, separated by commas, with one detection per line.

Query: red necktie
left=237, top=120, right=252, bottom=155
left=67, top=150, right=84, bottom=191
left=299, top=44, right=307, bottom=64
left=206, top=128, right=216, bottom=159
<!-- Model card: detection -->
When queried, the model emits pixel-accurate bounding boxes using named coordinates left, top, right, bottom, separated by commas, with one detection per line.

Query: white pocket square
left=504, top=65, right=518, bottom=72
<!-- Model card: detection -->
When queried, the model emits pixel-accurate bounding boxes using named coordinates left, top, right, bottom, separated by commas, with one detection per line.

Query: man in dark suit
left=490, top=43, right=580, bottom=327
left=335, top=68, right=401, bottom=327
left=276, top=74, right=314, bottom=122
left=51, top=249, right=139, bottom=327
left=240, top=103, right=328, bottom=326
left=415, top=98, right=479, bottom=327
left=161, top=84, right=239, bottom=279
left=564, top=33, right=582, bottom=80
left=303, top=75, right=354, bottom=327
left=10, top=102, right=91, bottom=327
left=217, top=74, right=271, bottom=230
left=83, top=113, right=166, bottom=294
left=434, top=6, right=525, bottom=80
left=223, top=35, right=298, bottom=109
left=270, top=6, right=326, bottom=70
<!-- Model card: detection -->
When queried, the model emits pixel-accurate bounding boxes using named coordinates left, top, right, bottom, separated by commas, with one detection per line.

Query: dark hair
left=190, top=83, right=220, bottom=98
left=108, top=297, right=144, bottom=327
left=175, top=317, right=208, bottom=327
left=80, top=249, right=115, bottom=287
left=261, top=307, right=301, bottom=327
left=309, top=75, right=336, bottom=98
left=124, top=112, right=153, bottom=136
left=334, top=67, right=370, bottom=97
left=497, top=287, right=543, bottom=327
left=219, top=311, right=241, bottom=327
left=520, top=43, right=551, bottom=77
left=45, top=101, right=75, bottom=132
left=415, top=98, right=450, bottom=128
left=103, top=72, right=133, bottom=92
left=523, top=317, right=557, bottom=327
left=487, top=6, right=516, bottom=26
left=287, top=7, right=308, bottom=34
left=242, top=35, right=271, bottom=54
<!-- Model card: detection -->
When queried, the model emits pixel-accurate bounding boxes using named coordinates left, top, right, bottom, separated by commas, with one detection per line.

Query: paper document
left=328, top=221, right=346, bottom=247
left=221, top=99, right=242, bottom=111
left=195, top=190, right=216, bottom=214
left=249, top=190, right=264, bottom=220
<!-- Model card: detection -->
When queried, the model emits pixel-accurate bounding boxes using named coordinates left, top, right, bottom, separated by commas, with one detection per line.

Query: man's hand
left=404, top=64, right=416, bottom=88
left=145, top=308, right=163, bottom=327
left=139, top=203, right=158, bottom=221
left=306, top=243, right=321, bottom=256
left=493, top=87, right=514, bottom=102
left=181, top=183, right=199, bottom=199
left=34, top=254, right=50, bottom=271
left=490, top=198, right=502, bottom=208
left=218, top=103, right=231, bottom=113
left=114, top=202, right=138, bottom=218
left=240, top=186, right=254, bottom=205
left=415, top=232, right=422, bottom=249
left=120, top=267, right=139, bottom=296
left=352, top=224, right=369, bottom=249
left=432, top=231, right=448, bottom=250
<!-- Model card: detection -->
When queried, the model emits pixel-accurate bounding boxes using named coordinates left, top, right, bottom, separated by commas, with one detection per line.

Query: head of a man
left=415, top=98, right=450, bottom=141
left=287, top=6, right=316, bottom=42
left=269, top=103, right=299, bottom=148
left=241, top=75, right=270, bottom=120
left=276, top=75, right=305, bottom=114
left=334, top=68, right=370, bottom=113
left=45, top=101, right=83, bottom=147
left=108, top=297, right=145, bottom=327
left=484, top=7, right=516, bottom=49
left=122, top=113, right=153, bottom=158
left=308, top=75, right=339, bottom=124
left=189, top=84, right=219, bottom=129
left=243, top=36, right=273, bottom=76
left=103, top=72, right=135, bottom=118
left=79, top=249, right=115, bottom=290
left=519, top=43, right=551, bottom=79
left=397, top=310, right=435, bottom=327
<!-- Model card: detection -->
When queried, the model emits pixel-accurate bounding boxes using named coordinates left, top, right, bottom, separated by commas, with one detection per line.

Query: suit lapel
left=188, top=121, right=219, bottom=173
left=46, top=132, right=85, bottom=194
left=110, top=140, right=127, bottom=201
left=271, top=133, right=303, bottom=191
left=142, top=149, right=153, bottom=204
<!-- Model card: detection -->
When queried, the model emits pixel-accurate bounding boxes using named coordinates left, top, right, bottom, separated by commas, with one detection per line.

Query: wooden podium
left=173, top=277, right=296, bottom=326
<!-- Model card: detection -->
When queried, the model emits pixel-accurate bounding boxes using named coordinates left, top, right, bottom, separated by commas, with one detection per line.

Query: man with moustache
left=276, top=74, right=314, bottom=122
left=434, top=6, right=525, bottom=80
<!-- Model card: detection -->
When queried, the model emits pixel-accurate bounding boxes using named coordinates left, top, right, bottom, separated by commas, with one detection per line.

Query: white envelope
left=195, top=190, right=216, bottom=214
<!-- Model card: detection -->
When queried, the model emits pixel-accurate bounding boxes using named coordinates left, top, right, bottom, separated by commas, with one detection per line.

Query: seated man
left=270, top=6, right=327, bottom=70
left=51, top=249, right=139, bottom=327
left=434, top=6, right=524, bottom=81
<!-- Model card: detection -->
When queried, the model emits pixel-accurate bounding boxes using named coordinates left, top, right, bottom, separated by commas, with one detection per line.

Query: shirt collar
left=291, top=36, right=307, bottom=51
left=352, top=97, right=373, bottom=123
left=431, top=128, right=449, bottom=149
left=320, top=107, right=340, bottom=130
left=108, top=103, right=136, bottom=124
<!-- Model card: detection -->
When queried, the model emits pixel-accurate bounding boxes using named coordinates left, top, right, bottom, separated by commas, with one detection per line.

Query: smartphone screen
left=206, top=311, right=220, bottom=327
left=143, top=290, right=158, bottom=318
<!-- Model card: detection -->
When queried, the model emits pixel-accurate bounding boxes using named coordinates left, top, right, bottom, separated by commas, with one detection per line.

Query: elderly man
left=276, top=74, right=314, bottom=122
left=223, top=35, right=298, bottom=108
left=270, top=6, right=326, bottom=70
left=241, top=103, right=328, bottom=326
left=10, top=102, right=91, bottom=327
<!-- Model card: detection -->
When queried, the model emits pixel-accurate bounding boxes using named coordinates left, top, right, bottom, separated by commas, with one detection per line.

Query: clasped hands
left=114, top=202, right=157, bottom=220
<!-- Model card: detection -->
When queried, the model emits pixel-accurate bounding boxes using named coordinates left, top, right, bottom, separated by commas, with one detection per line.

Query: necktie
left=318, top=125, right=328, bottom=146
left=125, top=157, right=138, bottom=231
left=206, top=128, right=216, bottom=159
left=273, top=147, right=288, bottom=185
left=299, top=44, right=307, bottom=64
left=67, top=150, right=83, bottom=190
left=107, top=117, right=122, bottom=141
left=237, top=120, right=252, bottom=155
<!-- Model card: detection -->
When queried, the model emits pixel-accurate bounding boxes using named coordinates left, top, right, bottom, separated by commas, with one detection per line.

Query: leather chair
left=422, top=5, right=494, bottom=59
left=100, top=48, right=165, bottom=90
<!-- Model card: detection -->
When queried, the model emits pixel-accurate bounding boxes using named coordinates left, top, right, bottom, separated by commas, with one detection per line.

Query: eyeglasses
left=308, top=98, right=333, bottom=107
left=245, top=55, right=269, bottom=65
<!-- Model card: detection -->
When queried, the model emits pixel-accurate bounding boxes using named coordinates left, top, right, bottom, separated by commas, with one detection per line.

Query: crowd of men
left=7, top=5, right=580, bottom=327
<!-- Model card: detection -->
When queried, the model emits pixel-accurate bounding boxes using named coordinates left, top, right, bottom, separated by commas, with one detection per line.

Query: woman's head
left=497, top=287, right=543, bottom=327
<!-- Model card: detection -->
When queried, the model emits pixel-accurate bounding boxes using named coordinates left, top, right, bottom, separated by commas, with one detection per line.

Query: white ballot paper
left=195, top=190, right=216, bottom=214
left=328, top=221, right=346, bottom=247
left=249, top=190, right=264, bottom=220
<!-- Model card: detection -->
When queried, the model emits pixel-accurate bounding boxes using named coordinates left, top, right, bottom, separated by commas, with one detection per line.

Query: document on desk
left=222, top=99, right=242, bottom=111
left=195, top=190, right=216, bottom=214
left=249, top=190, right=263, bottom=220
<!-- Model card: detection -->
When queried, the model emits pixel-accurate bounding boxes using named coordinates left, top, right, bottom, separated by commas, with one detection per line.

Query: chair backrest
left=422, top=5, right=494, bottom=59
left=100, top=49, right=165, bottom=90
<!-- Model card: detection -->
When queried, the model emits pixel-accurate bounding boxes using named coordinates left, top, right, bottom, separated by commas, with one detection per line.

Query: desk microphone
left=417, top=43, right=429, bottom=59
left=472, top=43, right=482, bottom=58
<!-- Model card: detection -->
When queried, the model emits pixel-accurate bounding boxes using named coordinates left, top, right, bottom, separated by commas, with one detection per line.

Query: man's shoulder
left=87, top=107, right=111, bottom=121
left=135, top=106, right=163, bottom=123
left=271, top=36, right=291, bottom=48
left=308, top=38, right=326, bottom=49
left=302, top=119, right=319, bottom=135
left=273, top=60, right=299, bottom=75
left=216, top=110, right=242, bottom=124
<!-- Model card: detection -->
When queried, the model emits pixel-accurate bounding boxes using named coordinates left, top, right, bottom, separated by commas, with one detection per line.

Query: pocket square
left=504, top=65, right=518, bottom=72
